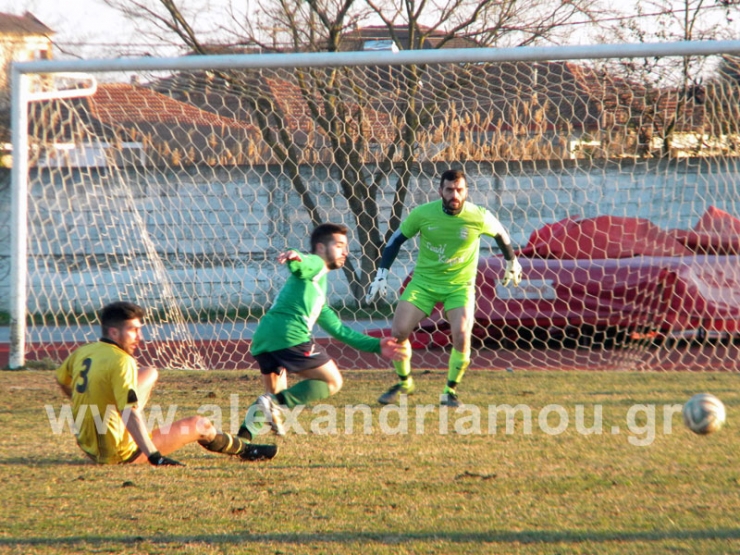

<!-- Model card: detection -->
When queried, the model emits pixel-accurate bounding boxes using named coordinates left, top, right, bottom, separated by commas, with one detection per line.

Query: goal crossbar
left=8, top=39, right=740, bottom=369
left=12, top=40, right=740, bottom=75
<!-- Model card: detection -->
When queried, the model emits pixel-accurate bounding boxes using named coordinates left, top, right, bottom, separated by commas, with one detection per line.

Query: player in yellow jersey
left=56, top=301, right=277, bottom=465
left=366, top=169, right=523, bottom=407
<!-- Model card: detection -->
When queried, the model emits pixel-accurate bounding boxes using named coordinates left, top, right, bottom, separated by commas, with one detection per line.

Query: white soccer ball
left=682, top=393, right=726, bottom=435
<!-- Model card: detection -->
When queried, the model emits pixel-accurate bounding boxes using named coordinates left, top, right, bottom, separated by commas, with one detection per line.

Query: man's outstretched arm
left=485, top=211, right=522, bottom=287
left=365, top=230, right=409, bottom=303
left=122, top=406, right=184, bottom=466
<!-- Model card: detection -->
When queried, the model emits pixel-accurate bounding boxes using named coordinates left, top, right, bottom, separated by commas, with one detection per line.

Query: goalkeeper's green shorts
left=400, top=277, right=475, bottom=316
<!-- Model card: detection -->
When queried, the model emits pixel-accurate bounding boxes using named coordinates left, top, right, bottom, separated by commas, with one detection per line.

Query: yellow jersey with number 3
left=56, top=340, right=140, bottom=464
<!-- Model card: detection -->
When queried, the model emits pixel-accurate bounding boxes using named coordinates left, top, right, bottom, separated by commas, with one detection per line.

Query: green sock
left=241, top=380, right=332, bottom=438
left=445, top=348, right=470, bottom=393
left=276, top=379, right=331, bottom=408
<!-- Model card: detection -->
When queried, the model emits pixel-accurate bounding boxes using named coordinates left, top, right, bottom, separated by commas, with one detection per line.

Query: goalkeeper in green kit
left=239, top=222, right=409, bottom=439
left=365, top=169, right=523, bottom=407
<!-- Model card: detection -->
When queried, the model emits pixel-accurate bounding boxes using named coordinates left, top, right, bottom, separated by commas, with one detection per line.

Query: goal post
left=8, top=69, right=30, bottom=370
left=7, top=40, right=740, bottom=371
left=9, top=71, right=100, bottom=369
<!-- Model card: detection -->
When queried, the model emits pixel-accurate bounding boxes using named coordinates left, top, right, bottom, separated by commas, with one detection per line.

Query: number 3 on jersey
left=76, top=357, right=92, bottom=393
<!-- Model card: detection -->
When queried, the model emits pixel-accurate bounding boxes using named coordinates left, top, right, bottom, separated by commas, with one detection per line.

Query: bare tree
left=608, top=0, right=739, bottom=157
left=704, top=55, right=740, bottom=152
left=103, top=0, right=609, bottom=303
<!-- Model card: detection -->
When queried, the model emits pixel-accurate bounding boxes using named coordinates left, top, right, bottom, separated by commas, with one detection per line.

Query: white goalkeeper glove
left=365, top=268, right=389, bottom=303
left=502, top=258, right=523, bottom=287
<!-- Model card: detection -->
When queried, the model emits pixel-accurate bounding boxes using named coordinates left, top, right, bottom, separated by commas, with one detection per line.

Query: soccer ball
left=682, top=393, right=726, bottom=435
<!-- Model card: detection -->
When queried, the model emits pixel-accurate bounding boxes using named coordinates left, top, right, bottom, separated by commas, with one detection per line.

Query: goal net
left=7, top=42, right=740, bottom=371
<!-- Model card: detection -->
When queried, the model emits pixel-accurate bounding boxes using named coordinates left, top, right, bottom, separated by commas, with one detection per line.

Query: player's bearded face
left=323, top=234, right=349, bottom=270
left=110, top=318, right=144, bottom=356
left=440, top=178, right=468, bottom=215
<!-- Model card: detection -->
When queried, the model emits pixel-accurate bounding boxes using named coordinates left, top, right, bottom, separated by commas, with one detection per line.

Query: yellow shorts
left=400, top=277, right=474, bottom=316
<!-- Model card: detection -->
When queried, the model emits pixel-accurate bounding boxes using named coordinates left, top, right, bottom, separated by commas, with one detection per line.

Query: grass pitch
left=2, top=368, right=738, bottom=554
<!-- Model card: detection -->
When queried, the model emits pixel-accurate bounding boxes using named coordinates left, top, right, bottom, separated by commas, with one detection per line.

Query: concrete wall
left=1, top=157, right=739, bottom=315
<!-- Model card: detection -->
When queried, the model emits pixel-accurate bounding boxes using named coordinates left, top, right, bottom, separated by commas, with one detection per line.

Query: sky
left=2, top=1, right=123, bottom=36
left=2, top=0, right=169, bottom=59
left=3, top=0, right=737, bottom=61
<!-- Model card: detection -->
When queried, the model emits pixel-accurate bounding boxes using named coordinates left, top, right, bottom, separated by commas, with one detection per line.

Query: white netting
left=11, top=46, right=740, bottom=371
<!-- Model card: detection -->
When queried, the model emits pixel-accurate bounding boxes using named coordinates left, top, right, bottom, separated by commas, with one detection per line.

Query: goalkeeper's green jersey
left=400, top=199, right=508, bottom=287
left=251, top=252, right=381, bottom=356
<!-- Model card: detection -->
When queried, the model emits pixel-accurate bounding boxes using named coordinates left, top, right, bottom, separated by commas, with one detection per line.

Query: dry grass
left=1, top=368, right=738, bottom=554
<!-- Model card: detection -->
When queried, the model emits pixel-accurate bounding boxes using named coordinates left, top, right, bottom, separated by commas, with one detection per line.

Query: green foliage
left=3, top=369, right=738, bottom=554
left=24, top=307, right=270, bottom=326
left=22, top=357, right=59, bottom=371
left=330, top=302, right=396, bottom=320
left=22, top=304, right=395, bottom=327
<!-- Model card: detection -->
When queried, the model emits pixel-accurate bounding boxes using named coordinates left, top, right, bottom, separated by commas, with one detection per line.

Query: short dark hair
left=439, top=169, right=465, bottom=189
left=310, top=222, right=349, bottom=253
left=100, top=301, right=145, bottom=336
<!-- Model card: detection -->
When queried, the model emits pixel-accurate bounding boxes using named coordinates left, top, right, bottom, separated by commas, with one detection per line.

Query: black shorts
left=253, top=342, right=332, bottom=375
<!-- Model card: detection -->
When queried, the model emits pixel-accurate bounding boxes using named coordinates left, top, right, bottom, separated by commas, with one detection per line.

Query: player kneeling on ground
left=56, top=301, right=276, bottom=465
left=239, top=223, right=409, bottom=439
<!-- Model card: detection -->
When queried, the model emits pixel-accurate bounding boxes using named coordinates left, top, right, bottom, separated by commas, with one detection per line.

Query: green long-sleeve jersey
left=250, top=252, right=381, bottom=356
left=399, top=199, right=510, bottom=286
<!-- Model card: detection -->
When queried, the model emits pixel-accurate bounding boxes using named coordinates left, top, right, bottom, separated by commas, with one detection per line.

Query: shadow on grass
left=0, top=457, right=95, bottom=466
left=1, top=529, right=740, bottom=547
left=0, top=456, right=373, bottom=470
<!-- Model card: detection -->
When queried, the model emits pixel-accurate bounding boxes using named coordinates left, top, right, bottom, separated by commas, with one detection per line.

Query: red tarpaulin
left=669, top=205, right=740, bottom=255
left=517, top=214, right=692, bottom=259
left=386, top=208, right=740, bottom=349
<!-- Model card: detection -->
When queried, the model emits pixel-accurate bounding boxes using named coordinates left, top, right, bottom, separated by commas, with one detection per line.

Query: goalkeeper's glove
left=365, top=268, right=389, bottom=303
left=148, top=451, right=185, bottom=467
left=502, top=258, right=523, bottom=287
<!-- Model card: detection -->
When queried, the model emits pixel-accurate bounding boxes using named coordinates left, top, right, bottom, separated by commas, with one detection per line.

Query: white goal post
left=7, top=39, right=740, bottom=371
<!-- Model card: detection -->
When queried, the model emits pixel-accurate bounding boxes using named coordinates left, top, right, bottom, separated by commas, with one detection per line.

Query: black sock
left=199, top=432, right=248, bottom=455
left=237, top=426, right=252, bottom=441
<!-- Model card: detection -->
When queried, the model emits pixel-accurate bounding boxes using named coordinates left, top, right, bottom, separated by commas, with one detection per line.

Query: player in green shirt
left=365, top=169, right=523, bottom=407
left=239, top=223, right=409, bottom=440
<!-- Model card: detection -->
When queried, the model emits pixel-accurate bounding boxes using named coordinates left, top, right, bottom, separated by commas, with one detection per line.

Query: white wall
left=2, top=158, right=739, bottom=315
